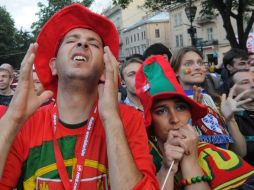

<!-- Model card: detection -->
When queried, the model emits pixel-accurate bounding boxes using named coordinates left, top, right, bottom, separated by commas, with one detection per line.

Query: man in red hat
left=0, top=4, right=159, bottom=190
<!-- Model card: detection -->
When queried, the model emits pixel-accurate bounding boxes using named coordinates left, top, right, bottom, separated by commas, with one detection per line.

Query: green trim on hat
left=143, top=61, right=176, bottom=95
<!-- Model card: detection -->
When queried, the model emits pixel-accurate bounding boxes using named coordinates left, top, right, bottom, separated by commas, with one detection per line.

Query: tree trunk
left=212, top=0, right=254, bottom=51
left=211, top=1, right=238, bottom=48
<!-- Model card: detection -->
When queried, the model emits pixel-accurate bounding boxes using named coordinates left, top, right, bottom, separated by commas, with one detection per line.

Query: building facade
left=103, top=0, right=253, bottom=63
left=102, top=0, right=147, bottom=61
left=168, top=0, right=253, bottom=64
left=122, top=12, right=170, bottom=58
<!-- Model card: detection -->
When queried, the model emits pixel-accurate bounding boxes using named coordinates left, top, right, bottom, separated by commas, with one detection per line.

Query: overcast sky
left=0, top=0, right=112, bottom=31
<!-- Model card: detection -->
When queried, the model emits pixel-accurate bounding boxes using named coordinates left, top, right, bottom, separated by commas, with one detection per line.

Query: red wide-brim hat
left=34, top=3, right=119, bottom=97
left=136, top=55, right=208, bottom=127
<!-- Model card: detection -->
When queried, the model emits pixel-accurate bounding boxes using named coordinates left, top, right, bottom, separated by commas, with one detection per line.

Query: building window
left=144, top=31, right=146, bottom=39
left=126, top=37, right=129, bottom=45
left=137, top=46, right=140, bottom=54
left=179, top=13, right=182, bottom=25
left=176, top=34, right=183, bottom=47
left=155, top=29, right=160, bottom=38
left=179, top=34, right=183, bottom=47
left=207, top=28, right=213, bottom=42
left=115, top=17, right=120, bottom=29
left=137, top=33, right=139, bottom=41
left=134, top=34, right=136, bottom=42
left=126, top=48, right=129, bottom=56
left=131, top=35, right=133, bottom=43
left=143, top=44, right=146, bottom=51
left=174, top=13, right=182, bottom=27
left=174, top=15, right=178, bottom=27
left=176, top=35, right=179, bottom=47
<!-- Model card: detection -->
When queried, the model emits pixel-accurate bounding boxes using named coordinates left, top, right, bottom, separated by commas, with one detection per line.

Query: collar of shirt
left=124, top=97, right=143, bottom=112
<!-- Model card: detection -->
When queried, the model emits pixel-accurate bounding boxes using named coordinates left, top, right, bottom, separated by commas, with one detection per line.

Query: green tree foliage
left=0, top=6, right=33, bottom=69
left=113, top=0, right=185, bottom=11
left=200, top=0, right=254, bottom=50
left=0, top=6, right=16, bottom=64
left=1, top=0, right=95, bottom=69
left=31, top=0, right=94, bottom=37
left=12, top=30, right=34, bottom=68
left=114, top=0, right=254, bottom=51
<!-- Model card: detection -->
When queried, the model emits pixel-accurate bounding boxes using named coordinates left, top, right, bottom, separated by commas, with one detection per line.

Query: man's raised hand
left=6, top=43, right=53, bottom=125
left=221, top=84, right=252, bottom=121
left=98, top=46, right=119, bottom=123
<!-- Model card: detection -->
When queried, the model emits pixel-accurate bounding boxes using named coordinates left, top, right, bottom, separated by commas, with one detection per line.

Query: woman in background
left=170, top=47, right=246, bottom=156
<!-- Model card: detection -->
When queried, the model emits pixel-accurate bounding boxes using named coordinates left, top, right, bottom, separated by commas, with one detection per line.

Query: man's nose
left=77, top=42, right=88, bottom=49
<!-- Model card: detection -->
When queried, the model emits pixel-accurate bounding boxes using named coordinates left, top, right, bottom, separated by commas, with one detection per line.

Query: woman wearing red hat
left=135, top=55, right=254, bottom=190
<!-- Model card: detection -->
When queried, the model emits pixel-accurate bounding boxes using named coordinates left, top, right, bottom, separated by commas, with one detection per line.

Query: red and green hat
left=34, top=3, right=119, bottom=97
left=136, top=55, right=208, bottom=127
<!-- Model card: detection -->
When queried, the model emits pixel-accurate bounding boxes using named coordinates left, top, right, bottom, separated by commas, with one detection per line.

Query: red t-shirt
left=0, top=105, right=7, bottom=117
left=0, top=103, right=159, bottom=189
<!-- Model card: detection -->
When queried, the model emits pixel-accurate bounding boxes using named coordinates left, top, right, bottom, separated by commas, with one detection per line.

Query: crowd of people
left=0, top=3, right=254, bottom=190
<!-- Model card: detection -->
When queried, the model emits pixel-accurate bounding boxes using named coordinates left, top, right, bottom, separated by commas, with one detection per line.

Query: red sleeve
left=0, top=130, right=25, bottom=189
left=120, top=105, right=160, bottom=190
left=0, top=106, right=20, bottom=189
left=0, top=106, right=50, bottom=189
left=0, top=117, right=33, bottom=189
left=0, top=105, right=8, bottom=117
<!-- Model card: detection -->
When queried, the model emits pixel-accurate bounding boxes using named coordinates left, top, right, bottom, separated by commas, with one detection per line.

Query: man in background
left=223, top=70, right=254, bottom=166
left=221, top=48, right=250, bottom=94
left=0, top=63, right=14, bottom=106
left=120, top=58, right=143, bottom=111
